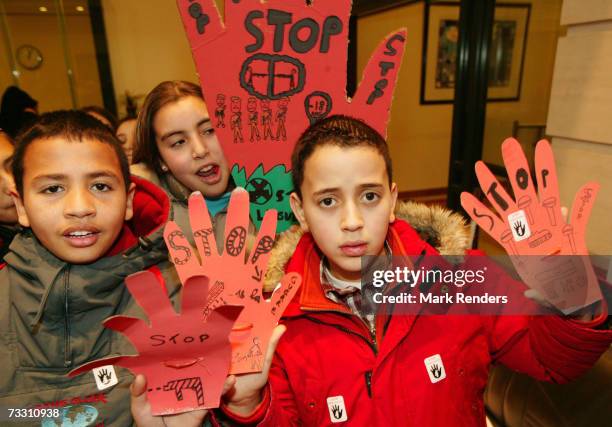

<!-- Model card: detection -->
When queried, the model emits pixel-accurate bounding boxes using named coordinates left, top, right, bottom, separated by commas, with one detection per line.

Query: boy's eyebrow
left=31, top=171, right=121, bottom=183
left=160, top=118, right=211, bottom=141
left=312, top=183, right=385, bottom=196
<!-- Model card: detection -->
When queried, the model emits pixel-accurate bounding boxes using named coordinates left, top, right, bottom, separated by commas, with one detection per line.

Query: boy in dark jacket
left=0, top=111, right=179, bottom=426
left=212, top=115, right=612, bottom=426
left=0, top=131, right=18, bottom=259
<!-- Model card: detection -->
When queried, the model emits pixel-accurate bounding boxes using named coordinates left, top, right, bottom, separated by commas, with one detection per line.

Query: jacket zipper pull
left=364, top=371, right=373, bottom=398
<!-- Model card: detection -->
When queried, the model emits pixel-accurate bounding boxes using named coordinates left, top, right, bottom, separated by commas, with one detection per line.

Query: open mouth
left=63, top=229, right=100, bottom=248
left=196, top=164, right=221, bottom=184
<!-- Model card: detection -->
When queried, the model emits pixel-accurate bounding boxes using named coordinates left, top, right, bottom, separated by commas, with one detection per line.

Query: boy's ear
left=389, top=182, right=398, bottom=223
left=11, top=191, right=30, bottom=228
left=124, top=183, right=137, bottom=221
left=289, top=192, right=309, bottom=233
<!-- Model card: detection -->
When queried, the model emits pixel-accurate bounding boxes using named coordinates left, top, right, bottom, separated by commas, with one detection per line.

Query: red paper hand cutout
left=176, top=0, right=407, bottom=175
left=69, top=272, right=242, bottom=415
left=461, top=138, right=601, bottom=313
left=164, top=188, right=301, bottom=374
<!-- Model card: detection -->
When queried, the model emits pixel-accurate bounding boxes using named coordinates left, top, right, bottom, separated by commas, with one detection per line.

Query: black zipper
left=364, top=371, right=373, bottom=398
left=303, top=314, right=378, bottom=355
left=64, top=265, right=71, bottom=368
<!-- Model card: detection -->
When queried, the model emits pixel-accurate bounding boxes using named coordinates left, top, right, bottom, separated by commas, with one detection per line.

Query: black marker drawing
left=193, top=227, right=214, bottom=257
left=515, top=168, right=529, bottom=190
left=163, top=377, right=204, bottom=406
left=513, top=221, right=526, bottom=237
left=97, top=368, right=113, bottom=385
left=247, top=97, right=261, bottom=142
left=251, top=235, right=275, bottom=264
left=541, top=169, right=550, bottom=188
left=331, top=404, right=344, bottom=420
left=542, top=197, right=557, bottom=226
left=230, top=96, right=244, bottom=143
left=528, top=229, right=552, bottom=248
left=246, top=177, right=273, bottom=205
left=168, top=230, right=191, bottom=265
left=261, top=99, right=274, bottom=141
left=486, top=182, right=509, bottom=211
left=304, top=91, right=332, bottom=124
left=226, top=226, right=247, bottom=256
left=562, top=224, right=577, bottom=254
left=275, top=98, right=289, bottom=141
left=501, top=230, right=518, bottom=255
left=187, top=2, right=210, bottom=35
left=240, top=54, right=305, bottom=100
left=214, top=94, right=226, bottom=128
left=472, top=208, right=495, bottom=231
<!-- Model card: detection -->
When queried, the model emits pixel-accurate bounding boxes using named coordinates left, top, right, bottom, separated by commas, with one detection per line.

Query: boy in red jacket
left=207, top=114, right=612, bottom=427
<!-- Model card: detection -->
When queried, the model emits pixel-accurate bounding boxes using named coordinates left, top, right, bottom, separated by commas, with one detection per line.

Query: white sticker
left=424, top=354, right=446, bottom=384
left=508, top=210, right=531, bottom=241
left=326, top=395, right=348, bottom=423
left=92, top=365, right=118, bottom=390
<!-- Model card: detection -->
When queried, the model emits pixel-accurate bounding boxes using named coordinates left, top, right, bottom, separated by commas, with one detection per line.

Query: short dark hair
left=12, top=110, right=130, bottom=195
left=133, top=81, right=204, bottom=176
left=291, top=115, right=393, bottom=198
left=81, top=105, right=118, bottom=131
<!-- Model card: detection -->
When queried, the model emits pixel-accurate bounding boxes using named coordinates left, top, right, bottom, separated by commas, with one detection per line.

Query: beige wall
left=546, top=0, right=612, bottom=254
left=0, top=12, right=102, bottom=112
left=102, top=0, right=201, bottom=117
left=357, top=0, right=562, bottom=192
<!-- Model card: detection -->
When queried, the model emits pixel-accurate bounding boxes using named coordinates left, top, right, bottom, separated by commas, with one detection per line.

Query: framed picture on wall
left=420, top=2, right=531, bottom=104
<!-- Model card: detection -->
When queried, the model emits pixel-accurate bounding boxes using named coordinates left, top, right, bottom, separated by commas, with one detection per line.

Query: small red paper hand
left=461, top=139, right=601, bottom=314
left=69, top=272, right=242, bottom=416
left=164, top=188, right=301, bottom=374
left=176, top=0, right=407, bottom=174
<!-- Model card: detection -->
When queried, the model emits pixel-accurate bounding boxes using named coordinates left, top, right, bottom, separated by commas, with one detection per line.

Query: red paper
left=461, top=139, right=602, bottom=313
left=69, top=272, right=242, bottom=415
left=164, top=188, right=301, bottom=374
left=176, top=0, right=407, bottom=175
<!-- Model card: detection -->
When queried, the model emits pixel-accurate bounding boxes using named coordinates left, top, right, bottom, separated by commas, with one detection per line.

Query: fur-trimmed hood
left=264, top=201, right=470, bottom=291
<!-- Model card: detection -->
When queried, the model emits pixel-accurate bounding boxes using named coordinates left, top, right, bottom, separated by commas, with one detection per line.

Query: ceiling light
left=39, top=6, right=48, bottom=12
left=76, top=6, right=84, bottom=12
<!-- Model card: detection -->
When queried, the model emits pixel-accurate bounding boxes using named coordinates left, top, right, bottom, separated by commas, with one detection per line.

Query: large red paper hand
left=461, top=139, right=601, bottom=314
left=176, top=0, right=407, bottom=175
left=164, top=188, right=301, bottom=374
left=69, top=272, right=242, bottom=416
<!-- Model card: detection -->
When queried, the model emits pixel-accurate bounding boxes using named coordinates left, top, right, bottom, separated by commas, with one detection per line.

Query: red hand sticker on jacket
left=461, top=139, right=602, bottom=313
left=69, top=272, right=242, bottom=415
left=164, top=188, right=301, bottom=374
left=176, top=0, right=406, bottom=175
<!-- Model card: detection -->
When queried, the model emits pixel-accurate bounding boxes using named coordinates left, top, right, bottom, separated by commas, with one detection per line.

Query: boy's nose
left=64, top=189, right=96, bottom=218
left=341, top=202, right=364, bottom=231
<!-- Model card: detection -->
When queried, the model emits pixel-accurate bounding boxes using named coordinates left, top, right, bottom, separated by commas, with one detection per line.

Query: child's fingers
left=189, top=192, right=219, bottom=261
left=130, top=374, right=147, bottom=398
left=181, top=275, right=210, bottom=320
left=475, top=161, right=517, bottom=217
left=261, top=325, right=286, bottom=379
left=460, top=192, right=506, bottom=245
left=534, top=140, right=563, bottom=228
left=501, top=138, right=538, bottom=226
left=223, top=189, right=251, bottom=261
left=164, top=221, right=201, bottom=284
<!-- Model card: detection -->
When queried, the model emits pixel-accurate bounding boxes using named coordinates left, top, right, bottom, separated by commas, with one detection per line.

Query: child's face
left=13, top=138, right=135, bottom=264
left=290, top=145, right=397, bottom=281
left=116, top=119, right=136, bottom=164
left=154, top=96, right=230, bottom=198
left=0, top=134, right=17, bottom=225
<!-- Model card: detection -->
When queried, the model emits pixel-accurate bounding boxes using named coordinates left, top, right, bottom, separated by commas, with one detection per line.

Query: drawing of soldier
left=247, top=97, right=260, bottom=142
left=261, top=99, right=273, bottom=141
left=275, top=98, right=289, bottom=141
left=214, top=93, right=226, bottom=128
left=230, top=96, right=243, bottom=143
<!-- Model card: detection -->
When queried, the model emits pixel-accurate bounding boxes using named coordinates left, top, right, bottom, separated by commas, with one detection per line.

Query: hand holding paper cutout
left=176, top=0, right=407, bottom=175
left=461, top=139, right=601, bottom=313
left=164, top=188, right=301, bottom=374
left=69, top=272, right=243, bottom=416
